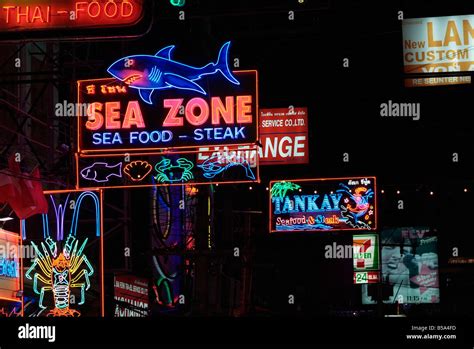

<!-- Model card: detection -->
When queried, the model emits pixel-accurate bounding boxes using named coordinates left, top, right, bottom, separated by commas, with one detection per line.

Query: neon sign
left=107, top=42, right=240, bottom=105
left=80, top=162, right=123, bottom=183
left=199, top=153, right=255, bottom=180
left=23, top=190, right=103, bottom=317
left=77, top=70, right=258, bottom=152
left=269, top=177, right=377, bottom=232
left=0, top=229, right=22, bottom=306
left=0, top=1, right=144, bottom=32
left=353, top=234, right=380, bottom=285
left=0, top=258, right=18, bottom=278
left=25, top=234, right=94, bottom=317
left=271, top=181, right=301, bottom=198
left=0, top=306, right=21, bottom=317
left=155, top=158, right=194, bottom=183
left=353, top=235, right=379, bottom=270
left=123, top=160, right=152, bottom=181
left=76, top=147, right=259, bottom=189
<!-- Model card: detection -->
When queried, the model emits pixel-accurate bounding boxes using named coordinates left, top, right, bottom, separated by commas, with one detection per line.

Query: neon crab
left=155, top=158, right=194, bottom=183
left=198, top=154, right=255, bottom=180
left=337, top=184, right=374, bottom=223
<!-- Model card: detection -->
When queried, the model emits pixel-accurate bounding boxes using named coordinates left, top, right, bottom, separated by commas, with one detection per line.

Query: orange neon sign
left=77, top=70, right=259, bottom=153
left=0, top=0, right=144, bottom=32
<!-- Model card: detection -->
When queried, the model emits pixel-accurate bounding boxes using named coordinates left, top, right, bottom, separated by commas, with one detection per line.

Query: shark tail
left=214, top=42, right=240, bottom=85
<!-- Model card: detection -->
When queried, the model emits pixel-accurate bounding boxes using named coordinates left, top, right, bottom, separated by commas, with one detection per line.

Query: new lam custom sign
left=403, top=14, right=474, bottom=86
left=0, top=0, right=148, bottom=41
left=269, top=177, right=377, bottom=233
left=77, top=71, right=258, bottom=153
left=76, top=146, right=259, bottom=189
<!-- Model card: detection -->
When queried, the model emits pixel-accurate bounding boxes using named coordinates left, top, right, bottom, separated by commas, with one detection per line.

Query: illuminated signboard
left=198, top=107, right=308, bottom=166
left=0, top=0, right=147, bottom=40
left=362, top=227, right=439, bottom=304
left=114, top=274, right=149, bottom=317
left=23, top=190, right=104, bottom=317
left=258, top=107, right=308, bottom=165
left=354, top=271, right=380, bottom=284
left=0, top=229, right=22, bottom=307
left=76, top=147, right=259, bottom=189
left=403, top=15, right=474, bottom=86
left=78, top=63, right=258, bottom=153
left=353, top=234, right=380, bottom=285
left=269, top=177, right=377, bottom=233
left=353, top=234, right=379, bottom=271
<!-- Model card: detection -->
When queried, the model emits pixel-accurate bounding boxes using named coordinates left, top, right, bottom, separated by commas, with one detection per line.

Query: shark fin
left=139, top=89, right=155, bottom=105
left=155, top=45, right=175, bottom=59
left=215, top=41, right=240, bottom=85
left=164, top=73, right=206, bottom=94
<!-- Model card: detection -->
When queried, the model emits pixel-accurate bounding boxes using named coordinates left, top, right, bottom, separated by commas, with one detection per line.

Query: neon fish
left=80, top=162, right=122, bottom=183
left=107, top=41, right=240, bottom=105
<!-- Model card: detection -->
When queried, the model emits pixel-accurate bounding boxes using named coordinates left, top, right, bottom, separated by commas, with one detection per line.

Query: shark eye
left=124, top=58, right=134, bottom=68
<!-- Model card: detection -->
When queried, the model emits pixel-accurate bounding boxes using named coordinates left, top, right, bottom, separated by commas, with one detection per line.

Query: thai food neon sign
left=0, top=0, right=144, bottom=32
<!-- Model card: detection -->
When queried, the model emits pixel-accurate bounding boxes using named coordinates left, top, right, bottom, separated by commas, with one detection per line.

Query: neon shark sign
left=107, top=42, right=240, bottom=105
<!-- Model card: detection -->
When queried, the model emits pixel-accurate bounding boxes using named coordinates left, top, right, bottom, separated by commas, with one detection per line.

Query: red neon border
left=76, top=70, right=259, bottom=154
left=43, top=189, right=105, bottom=317
left=268, top=176, right=378, bottom=233
left=74, top=147, right=261, bottom=190
left=0, top=228, right=23, bottom=312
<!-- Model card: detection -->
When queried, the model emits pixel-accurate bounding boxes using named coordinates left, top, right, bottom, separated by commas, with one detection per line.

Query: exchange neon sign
left=269, top=177, right=377, bottom=233
left=0, top=1, right=144, bottom=32
left=78, top=71, right=258, bottom=152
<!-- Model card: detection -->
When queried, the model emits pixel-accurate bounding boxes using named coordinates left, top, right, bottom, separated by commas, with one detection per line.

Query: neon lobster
left=24, top=192, right=100, bottom=317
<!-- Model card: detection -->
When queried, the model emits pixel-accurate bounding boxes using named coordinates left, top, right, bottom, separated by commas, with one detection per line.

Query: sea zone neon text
left=85, top=96, right=253, bottom=146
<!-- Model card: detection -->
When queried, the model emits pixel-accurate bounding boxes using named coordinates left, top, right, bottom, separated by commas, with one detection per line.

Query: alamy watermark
left=324, top=242, right=353, bottom=259
left=380, top=100, right=420, bottom=121
left=55, top=100, right=91, bottom=118
left=0, top=242, right=37, bottom=260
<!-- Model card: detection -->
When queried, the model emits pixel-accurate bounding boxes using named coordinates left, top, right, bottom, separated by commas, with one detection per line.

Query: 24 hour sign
left=77, top=71, right=258, bottom=153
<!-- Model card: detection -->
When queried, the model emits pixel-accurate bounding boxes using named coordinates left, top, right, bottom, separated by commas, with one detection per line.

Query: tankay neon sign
left=75, top=147, right=259, bottom=189
left=269, top=177, right=377, bottom=233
